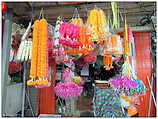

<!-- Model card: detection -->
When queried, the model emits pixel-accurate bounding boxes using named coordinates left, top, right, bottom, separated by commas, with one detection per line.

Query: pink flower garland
left=59, top=22, right=80, bottom=39
left=128, top=27, right=133, bottom=41
left=54, top=81, right=83, bottom=99
left=59, top=38, right=82, bottom=48
left=83, top=53, right=97, bottom=64
left=59, top=22, right=82, bottom=48
left=111, top=77, right=138, bottom=89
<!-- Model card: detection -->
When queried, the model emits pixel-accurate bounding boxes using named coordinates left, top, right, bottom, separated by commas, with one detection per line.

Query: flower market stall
left=1, top=1, right=156, bottom=117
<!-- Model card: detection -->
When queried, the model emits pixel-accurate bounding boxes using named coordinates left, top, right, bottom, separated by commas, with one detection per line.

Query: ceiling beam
left=26, top=2, right=155, bottom=11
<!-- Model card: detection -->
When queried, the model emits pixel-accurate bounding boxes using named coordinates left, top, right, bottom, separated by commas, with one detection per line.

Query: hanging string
left=119, top=11, right=124, bottom=23
left=117, top=5, right=120, bottom=28
left=83, top=4, right=89, bottom=19
left=107, top=4, right=111, bottom=31
left=94, top=5, right=97, bottom=9
left=111, top=2, right=119, bottom=29
left=72, top=7, right=79, bottom=19
left=38, top=8, right=44, bottom=19
left=30, top=2, right=34, bottom=23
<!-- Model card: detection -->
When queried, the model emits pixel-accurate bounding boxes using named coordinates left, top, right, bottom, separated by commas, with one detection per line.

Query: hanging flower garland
left=17, top=22, right=32, bottom=61
left=102, top=34, right=123, bottom=70
left=110, top=77, right=138, bottom=94
left=54, top=81, right=83, bottom=99
left=87, top=8, right=107, bottom=42
left=54, top=67, right=83, bottom=99
left=17, top=39, right=32, bottom=61
left=122, top=57, right=132, bottom=77
left=52, top=16, right=73, bottom=64
left=59, top=22, right=87, bottom=60
left=59, top=22, right=82, bottom=48
left=103, top=35, right=123, bottom=55
left=125, top=79, right=146, bottom=96
left=29, top=20, right=39, bottom=79
left=27, top=18, right=50, bottom=88
left=52, top=16, right=63, bottom=56
left=72, top=18, right=84, bottom=26
left=124, top=24, right=131, bottom=56
left=71, top=17, right=95, bottom=54
left=122, top=24, right=133, bottom=78
left=103, top=55, right=113, bottom=70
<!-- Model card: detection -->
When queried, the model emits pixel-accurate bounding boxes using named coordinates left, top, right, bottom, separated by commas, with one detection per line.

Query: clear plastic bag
left=103, top=34, right=123, bottom=55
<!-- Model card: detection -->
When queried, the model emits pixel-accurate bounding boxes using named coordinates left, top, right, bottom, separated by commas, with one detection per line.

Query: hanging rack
left=68, top=7, right=80, bottom=23
left=83, top=4, right=89, bottom=19
left=72, top=7, right=80, bottom=18
left=57, top=14, right=65, bottom=22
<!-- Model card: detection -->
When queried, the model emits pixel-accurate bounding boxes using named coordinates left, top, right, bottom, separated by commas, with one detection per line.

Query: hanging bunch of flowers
left=70, top=17, right=95, bottom=55
left=52, top=16, right=73, bottom=64
left=102, top=34, right=123, bottom=70
left=17, top=39, right=32, bottom=61
left=124, top=24, right=131, bottom=56
left=103, top=35, right=123, bottom=55
left=110, top=76, right=146, bottom=97
left=59, top=22, right=82, bottom=48
left=87, top=7, right=107, bottom=42
left=110, top=77, right=138, bottom=94
left=17, top=22, right=32, bottom=61
left=54, top=67, right=83, bottom=99
left=125, top=79, right=146, bottom=96
left=54, top=81, right=83, bottom=99
left=27, top=18, right=50, bottom=88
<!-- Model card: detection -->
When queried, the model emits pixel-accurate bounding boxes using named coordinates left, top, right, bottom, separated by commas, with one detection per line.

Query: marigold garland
left=87, top=8, right=107, bottom=42
left=27, top=19, right=49, bottom=87
left=124, top=24, right=131, bottom=56
left=29, top=20, right=39, bottom=78
left=103, top=55, right=113, bottom=70
left=70, top=18, right=94, bottom=55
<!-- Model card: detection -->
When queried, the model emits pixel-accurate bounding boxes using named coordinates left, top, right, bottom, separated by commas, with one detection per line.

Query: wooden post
left=38, top=59, right=56, bottom=114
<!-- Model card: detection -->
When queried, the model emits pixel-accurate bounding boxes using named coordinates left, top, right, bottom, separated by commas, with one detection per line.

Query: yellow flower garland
left=28, top=18, right=48, bottom=86
left=30, top=20, right=39, bottom=78
left=124, top=24, right=131, bottom=56
left=87, top=8, right=107, bottom=42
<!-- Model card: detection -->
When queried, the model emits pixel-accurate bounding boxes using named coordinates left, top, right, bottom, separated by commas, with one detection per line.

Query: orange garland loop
left=103, top=55, right=113, bottom=70
left=27, top=18, right=49, bottom=86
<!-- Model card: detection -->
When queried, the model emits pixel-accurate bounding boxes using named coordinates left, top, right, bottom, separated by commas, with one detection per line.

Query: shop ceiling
left=7, top=2, right=156, bottom=27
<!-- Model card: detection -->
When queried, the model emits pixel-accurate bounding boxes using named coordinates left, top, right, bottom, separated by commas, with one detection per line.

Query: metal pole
left=147, top=76, right=157, bottom=108
left=148, top=75, right=154, bottom=117
left=1, top=9, right=13, bottom=116
left=21, top=61, right=27, bottom=117
left=25, top=89, right=35, bottom=116
left=114, top=26, right=153, bottom=33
